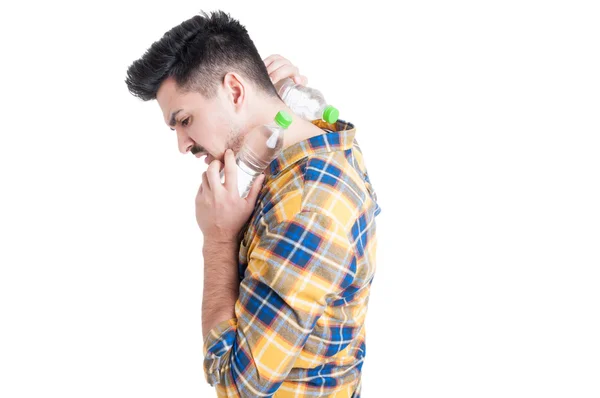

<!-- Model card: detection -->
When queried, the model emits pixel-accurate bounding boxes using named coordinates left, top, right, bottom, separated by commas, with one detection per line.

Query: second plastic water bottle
left=224, top=110, right=292, bottom=198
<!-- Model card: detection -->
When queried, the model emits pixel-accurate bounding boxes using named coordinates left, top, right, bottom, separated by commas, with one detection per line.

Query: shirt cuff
left=203, top=318, right=238, bottom=385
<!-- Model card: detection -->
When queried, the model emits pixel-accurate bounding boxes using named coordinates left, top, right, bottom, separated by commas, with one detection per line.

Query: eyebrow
left=168, top=109, right=183, bottom=130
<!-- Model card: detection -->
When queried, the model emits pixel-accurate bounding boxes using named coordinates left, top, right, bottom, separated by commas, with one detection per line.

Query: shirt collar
left=267, top=120, right=356, bottom=177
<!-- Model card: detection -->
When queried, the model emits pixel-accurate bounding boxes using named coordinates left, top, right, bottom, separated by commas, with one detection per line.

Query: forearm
left=202, top=239, right=239, bottom=340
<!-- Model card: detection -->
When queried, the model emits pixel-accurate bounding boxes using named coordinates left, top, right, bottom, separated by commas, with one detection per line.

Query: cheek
left=188, top=120, right=212, bottom=143
left=189, top=122, right=221, bottom=154
left=188, top=125, right=205, bottom=142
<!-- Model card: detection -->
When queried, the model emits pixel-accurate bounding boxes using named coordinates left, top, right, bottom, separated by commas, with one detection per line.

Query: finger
left=223, top=149, right=238, bottom=193
left=245, top=174, right=265, bottom=205
left=207, top=160, right=224, bottom=193
left=263, top=54, right=285, bottom=69
left=202, top=170, right=209, bottom=189
left=266, top=57, right=290, bottom=75
left=270, top=65, right=300, bottom=86
left=294, top=75, right=308, bottom=85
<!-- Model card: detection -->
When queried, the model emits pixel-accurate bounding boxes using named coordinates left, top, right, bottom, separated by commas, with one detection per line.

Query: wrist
left=202, top=237, right=239, bottom=253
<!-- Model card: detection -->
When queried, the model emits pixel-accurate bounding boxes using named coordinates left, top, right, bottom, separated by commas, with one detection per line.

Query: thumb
left=245, top=174, right=265, bottom=204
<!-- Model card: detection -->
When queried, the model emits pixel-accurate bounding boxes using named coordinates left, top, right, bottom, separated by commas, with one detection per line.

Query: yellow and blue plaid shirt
left=203, top=120, right=381, bottom=397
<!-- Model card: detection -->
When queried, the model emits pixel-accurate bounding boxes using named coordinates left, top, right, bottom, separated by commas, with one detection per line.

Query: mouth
left=194, top=152, right=214, bottom=165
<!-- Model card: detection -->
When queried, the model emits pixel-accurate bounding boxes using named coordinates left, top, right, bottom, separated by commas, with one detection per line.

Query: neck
left=251, top=97, right=324, bottom=150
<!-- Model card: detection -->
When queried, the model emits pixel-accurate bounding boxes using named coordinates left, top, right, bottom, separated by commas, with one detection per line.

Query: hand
left=264, top=54, right=308, bottom=86
left=195, top=149, right=265, bottom=244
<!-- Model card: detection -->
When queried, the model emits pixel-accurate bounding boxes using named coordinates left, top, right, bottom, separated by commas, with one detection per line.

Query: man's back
left=204, top=120, right=380, bottom=397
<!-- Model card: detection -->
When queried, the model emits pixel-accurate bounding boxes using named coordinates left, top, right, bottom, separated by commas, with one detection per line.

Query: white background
left=1, top=0, right=599, bottom=397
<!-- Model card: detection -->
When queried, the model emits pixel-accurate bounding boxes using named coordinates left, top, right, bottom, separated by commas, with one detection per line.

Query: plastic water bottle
left=223, top=110, right=292, bottom=198
left=275, top=78, right=339, bottom=124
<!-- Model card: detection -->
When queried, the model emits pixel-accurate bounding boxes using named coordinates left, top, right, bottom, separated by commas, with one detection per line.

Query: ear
left=222, top=72, right=245, bottom=111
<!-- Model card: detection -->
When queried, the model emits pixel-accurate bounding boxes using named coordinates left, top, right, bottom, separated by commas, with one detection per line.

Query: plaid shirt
left=203, top=120, right=381, bottom=397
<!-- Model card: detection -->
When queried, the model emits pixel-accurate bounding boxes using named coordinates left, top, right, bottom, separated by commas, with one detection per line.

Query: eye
left=181, top=118, right=190, bottom=127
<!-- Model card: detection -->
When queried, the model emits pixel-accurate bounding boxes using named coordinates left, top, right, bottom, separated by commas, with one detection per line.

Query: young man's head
left=125, top=11, right=281, bottom=163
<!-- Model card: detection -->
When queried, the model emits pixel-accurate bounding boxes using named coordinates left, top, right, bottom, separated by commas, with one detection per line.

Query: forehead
left=156, top=77, right=183, bottom=118
left=156, top=77, right=210, bottom=123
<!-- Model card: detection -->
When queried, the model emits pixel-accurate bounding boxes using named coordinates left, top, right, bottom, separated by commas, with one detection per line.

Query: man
left=125, top=10, right=380, bottom=397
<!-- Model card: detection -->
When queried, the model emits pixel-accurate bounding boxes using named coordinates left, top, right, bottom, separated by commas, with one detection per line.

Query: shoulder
left=299, top=152, right=368, bottom=233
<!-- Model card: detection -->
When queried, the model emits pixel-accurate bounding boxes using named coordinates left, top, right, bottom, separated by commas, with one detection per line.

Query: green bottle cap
left=275, top=110, right=293, bottom=129
left=323, top=105, right=339, bottom=124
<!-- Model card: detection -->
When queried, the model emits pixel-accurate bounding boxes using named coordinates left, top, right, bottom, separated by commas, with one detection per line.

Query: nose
left=176, top=129, right=193, bottom=154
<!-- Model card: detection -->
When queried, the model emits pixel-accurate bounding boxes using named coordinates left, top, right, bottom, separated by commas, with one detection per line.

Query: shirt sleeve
left=203, top=211, right=357, bottom=397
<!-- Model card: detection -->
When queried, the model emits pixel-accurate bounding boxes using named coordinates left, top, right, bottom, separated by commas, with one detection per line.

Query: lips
left=194, top=153, right=213, bottom=165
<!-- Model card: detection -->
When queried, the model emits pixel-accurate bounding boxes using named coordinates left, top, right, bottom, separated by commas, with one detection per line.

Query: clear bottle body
left=276, top=78, right=331, bottom=122
left=231, top=122, right=285, bottom=198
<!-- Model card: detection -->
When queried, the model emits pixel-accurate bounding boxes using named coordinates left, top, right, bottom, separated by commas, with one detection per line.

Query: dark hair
left=125, top=10, right=277, bottom=101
